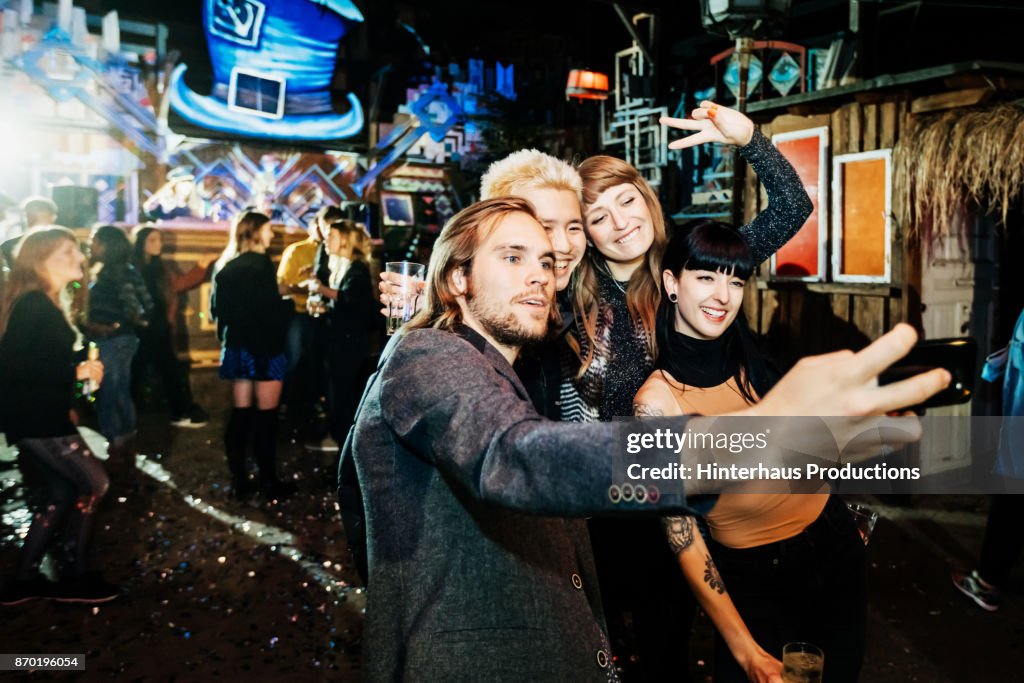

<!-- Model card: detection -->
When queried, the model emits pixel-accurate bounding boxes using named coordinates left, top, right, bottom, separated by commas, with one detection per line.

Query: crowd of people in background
left=0, top=193, right=379, bottom=606
left=0, top=100, right=1015, bottom=683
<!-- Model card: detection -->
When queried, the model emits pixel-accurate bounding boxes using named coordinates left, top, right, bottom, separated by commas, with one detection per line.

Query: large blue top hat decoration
left=170, top=0, right=365, bottom=141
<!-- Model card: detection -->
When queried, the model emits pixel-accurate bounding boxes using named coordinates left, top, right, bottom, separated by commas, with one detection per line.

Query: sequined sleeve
left=737, top=128, right=814, bottom=265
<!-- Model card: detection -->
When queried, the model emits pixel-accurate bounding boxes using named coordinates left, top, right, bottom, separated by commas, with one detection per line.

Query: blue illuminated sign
left=208, top=0, right=266, bottom=48
left=170, top=0, right=365, bottom=141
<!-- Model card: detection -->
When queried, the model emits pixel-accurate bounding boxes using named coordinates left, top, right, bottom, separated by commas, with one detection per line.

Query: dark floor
left=1, top=369, right=1022, bottom=681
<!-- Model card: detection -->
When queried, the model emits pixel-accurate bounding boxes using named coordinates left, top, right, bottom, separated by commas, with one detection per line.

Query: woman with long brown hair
left=211, top=209, right=294, bottom=500
left=570, top=101, right=812, bottom=680
left=0, top=227, right=119, bottom=605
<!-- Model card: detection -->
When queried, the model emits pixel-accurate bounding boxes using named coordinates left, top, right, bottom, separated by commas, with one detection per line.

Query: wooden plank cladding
left=911, top=87, right=994, bottom=114
left=744, top=98, right=909, bottom=365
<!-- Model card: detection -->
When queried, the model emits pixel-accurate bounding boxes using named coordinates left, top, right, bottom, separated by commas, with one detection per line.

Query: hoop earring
left=668, top=292, right=678, bottom=303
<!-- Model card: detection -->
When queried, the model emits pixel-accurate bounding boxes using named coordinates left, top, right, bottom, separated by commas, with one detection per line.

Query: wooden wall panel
left=880, top=102, right=897, bottom=148
left=746, top=97, right=915, bottom=367
left=847, top=103, right=863, bottom=154
left=863, top=103, right=878, bottom=151
left=854, top=296, right=887, bottom=341
left=830, top=292, right=850, bottom=327
left=831, top=106, right=848, bottom=156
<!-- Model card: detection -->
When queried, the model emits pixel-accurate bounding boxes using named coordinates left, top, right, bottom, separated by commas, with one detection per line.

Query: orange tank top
left=639, top=371, right=828, bottom=549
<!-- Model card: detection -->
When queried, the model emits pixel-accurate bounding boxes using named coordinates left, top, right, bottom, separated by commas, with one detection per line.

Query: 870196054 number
left=0, top=654, right=85, bottom=671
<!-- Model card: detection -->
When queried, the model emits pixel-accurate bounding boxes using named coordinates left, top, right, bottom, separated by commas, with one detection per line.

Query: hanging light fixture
left=699, top=0, right=791, bottom=40
left=565, top=69, right=609, bottom=101
left=700, top=0, right=791, bottom=113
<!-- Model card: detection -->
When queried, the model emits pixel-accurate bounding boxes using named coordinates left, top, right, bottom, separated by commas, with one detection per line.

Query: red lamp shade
left=566, top=69, right=609, bottom=100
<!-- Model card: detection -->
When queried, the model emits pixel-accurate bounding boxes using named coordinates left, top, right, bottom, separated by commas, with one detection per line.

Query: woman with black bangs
left=633, top=222, right=867, bottom=683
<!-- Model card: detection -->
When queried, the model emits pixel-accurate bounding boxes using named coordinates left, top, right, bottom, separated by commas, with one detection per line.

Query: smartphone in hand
left=879, top=337, right=977, bottom=410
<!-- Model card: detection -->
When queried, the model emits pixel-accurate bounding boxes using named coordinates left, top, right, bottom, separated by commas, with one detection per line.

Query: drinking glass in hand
left=846, top=502, right=879, bottom=545
left=306, top=280, right=329, bottom=318
left=385, top=261, right=426, bottom=335
left=307, top=293, right=328, bottom=318
left=783, top=642, right=824, bottom=683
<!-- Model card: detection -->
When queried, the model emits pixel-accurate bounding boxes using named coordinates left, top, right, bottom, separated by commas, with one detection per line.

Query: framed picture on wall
left=381, top=192, right=415, bottom=226
left=831, top=149, right=892, bottom=283
left=770, top=126, right=829, bottom=281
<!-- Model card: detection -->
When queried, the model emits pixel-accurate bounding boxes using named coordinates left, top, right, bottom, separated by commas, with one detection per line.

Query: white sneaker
left=170, top=415, right=208, bottom=429
left=304, top=437, right=339, bottom=452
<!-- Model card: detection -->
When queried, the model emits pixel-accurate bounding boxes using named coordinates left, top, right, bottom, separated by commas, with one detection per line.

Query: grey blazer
left=349, top=326, right=693, bottom=682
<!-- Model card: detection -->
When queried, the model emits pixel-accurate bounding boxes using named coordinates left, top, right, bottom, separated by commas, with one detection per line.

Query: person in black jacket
left=0, top=227, right=119, bottom=605
left=360, top=149, right=588, bottom=587
left=211, top=210, right=294, bottom=500
left=86, top=225, right=152, bottom=478
left=316, top=220, right=375, bottom=445
left=131, top=225, right=212, bottom=428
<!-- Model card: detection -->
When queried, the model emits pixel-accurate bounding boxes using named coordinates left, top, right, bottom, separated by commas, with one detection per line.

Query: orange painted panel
left=840, top=158, right=886, bottom=276
left=774, top=135, right=821, bottom=277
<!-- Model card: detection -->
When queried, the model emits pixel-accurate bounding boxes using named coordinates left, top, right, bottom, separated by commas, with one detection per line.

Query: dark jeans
left=709, top=495, right=867, bottom=683
left=134, top=325, right=190, bottom=416
left=284, top=313, right=328, bottom=420
left=979, top=494, right=1024, bottom=588
left=283, top=312, right=314, bottom=407
left=16, top=435, right=110, bottom=579
left=326, top=340, right=369, bottom=445
left=96, top=334, right=139, bottom=440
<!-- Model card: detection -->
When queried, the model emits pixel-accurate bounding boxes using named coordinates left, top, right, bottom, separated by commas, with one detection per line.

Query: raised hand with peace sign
left=661, top=100, right=756, bottom=150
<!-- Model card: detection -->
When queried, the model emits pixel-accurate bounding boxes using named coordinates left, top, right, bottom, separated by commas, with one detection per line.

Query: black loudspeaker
left=52, top=185, right=99, bottom=228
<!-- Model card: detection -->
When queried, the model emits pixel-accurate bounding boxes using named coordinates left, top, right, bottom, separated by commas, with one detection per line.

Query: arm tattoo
left=663, top=515, right=695, bottom=554
left=634, top=403, right=665, bottom=417
left=703, top=553, right=727, bottom=595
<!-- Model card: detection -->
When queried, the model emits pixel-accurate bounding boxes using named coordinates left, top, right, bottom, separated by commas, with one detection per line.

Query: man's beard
left=465, top=287, right=550, bottom=347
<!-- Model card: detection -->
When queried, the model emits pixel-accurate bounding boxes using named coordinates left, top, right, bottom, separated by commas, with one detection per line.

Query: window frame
left=830, top=148, right=893, bottom=284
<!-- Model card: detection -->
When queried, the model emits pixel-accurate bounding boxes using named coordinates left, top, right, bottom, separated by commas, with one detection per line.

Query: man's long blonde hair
left=406, top=197, right=550, bottom=333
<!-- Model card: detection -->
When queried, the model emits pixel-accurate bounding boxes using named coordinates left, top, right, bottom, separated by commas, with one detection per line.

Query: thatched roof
left=894, top=103, right=1024, bottom=247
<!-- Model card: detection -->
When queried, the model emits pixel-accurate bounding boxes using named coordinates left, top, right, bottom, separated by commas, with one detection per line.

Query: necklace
left=598, top=261, right=629, bottom=293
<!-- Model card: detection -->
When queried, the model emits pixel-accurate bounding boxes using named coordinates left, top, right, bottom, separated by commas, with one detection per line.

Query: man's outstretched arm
left=379, top=325, right=948, bottom=515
